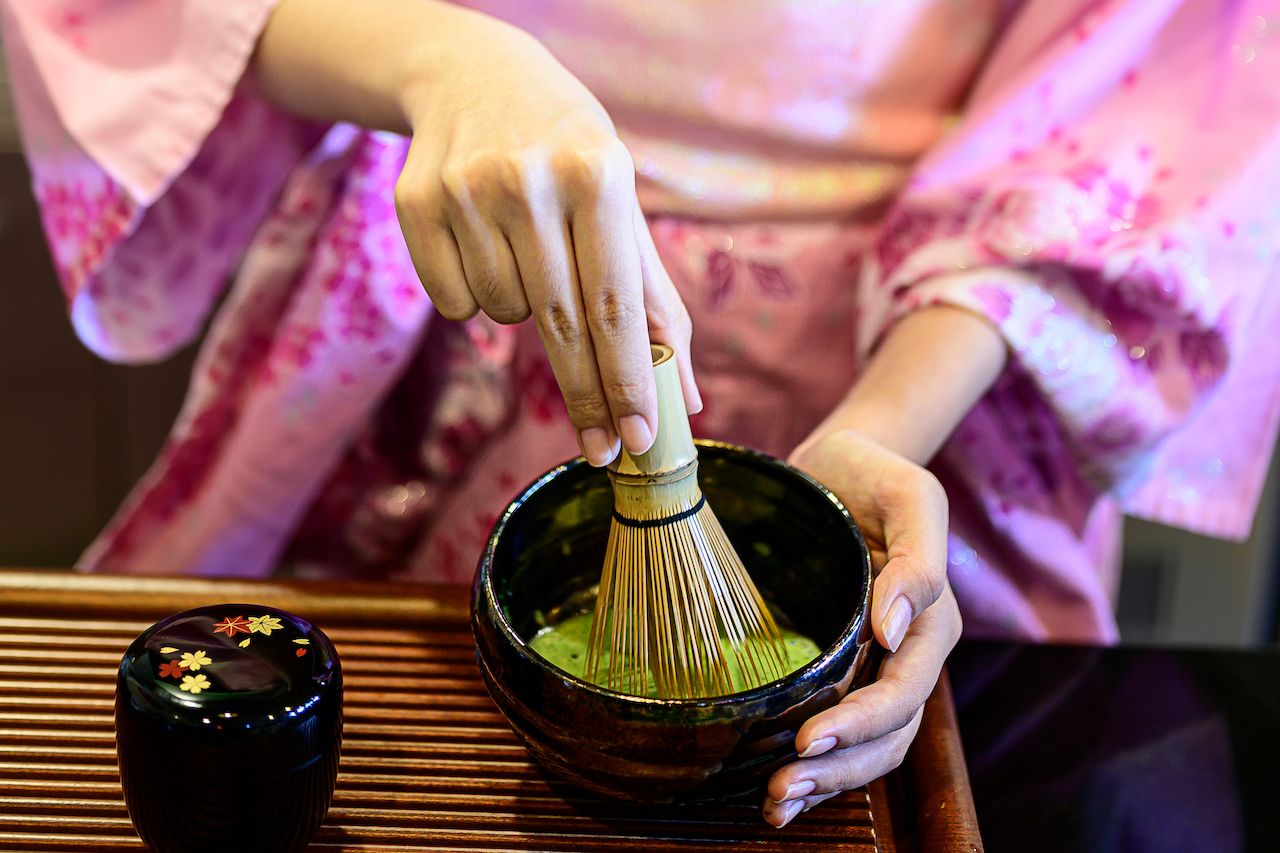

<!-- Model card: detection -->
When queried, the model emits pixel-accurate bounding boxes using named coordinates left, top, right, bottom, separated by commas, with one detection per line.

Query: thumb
left=871, top=553, right=946, bottom=653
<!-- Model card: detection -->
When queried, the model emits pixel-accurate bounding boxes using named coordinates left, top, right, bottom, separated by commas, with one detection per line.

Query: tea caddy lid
left=116, top=604, right=341, bottom=759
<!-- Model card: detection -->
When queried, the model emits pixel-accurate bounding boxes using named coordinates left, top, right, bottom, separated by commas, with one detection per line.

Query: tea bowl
left=471, top=440, right=873, bottom=802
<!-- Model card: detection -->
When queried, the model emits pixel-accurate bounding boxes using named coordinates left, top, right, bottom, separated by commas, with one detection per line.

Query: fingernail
left=580, top=428, right=613, bottom=467
left=775, top=799, right=804, bottom=828
left=618, top=415, right=654, bottom=454
left=774, top=780, right=816, bottom=803
left=882, top=595, right=913, bottom=653
left=798, top=736, right=837, bottom=758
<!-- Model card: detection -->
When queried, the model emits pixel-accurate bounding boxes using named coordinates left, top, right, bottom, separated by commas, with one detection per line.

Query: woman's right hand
left=393, top=18, right=700, bottom=464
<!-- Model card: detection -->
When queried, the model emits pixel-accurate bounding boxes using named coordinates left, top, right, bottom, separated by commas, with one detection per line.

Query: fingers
left=508, top=211, right=621, bottom=467
left=398, top=133, right=701, bottom=460
left=793, top=430, right=949, bottom=652
left=567, top=144, right=658, bottom=455
left=453, top=220, right=531, bottom=324
left=763, top=790, right=841, bottom=828
left=870, top=466, right=948, bottom=652
left=762, top=708, right=924, bottom=828
left=760, top=592, right=958, bottom=827
left=394, top=145, right=479, bottom=322
left=791, top=585, right=958, bottom=759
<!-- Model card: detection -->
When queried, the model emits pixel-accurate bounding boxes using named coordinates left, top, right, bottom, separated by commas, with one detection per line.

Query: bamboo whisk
left=584, top=344, right=788, bottom=699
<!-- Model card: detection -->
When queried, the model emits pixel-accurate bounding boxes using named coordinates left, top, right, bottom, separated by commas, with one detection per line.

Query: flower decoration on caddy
left=156, top=614, right=313, bottom=694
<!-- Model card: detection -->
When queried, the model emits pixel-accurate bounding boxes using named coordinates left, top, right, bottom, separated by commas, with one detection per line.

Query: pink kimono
left=4, top=0, right=1279, bottom=643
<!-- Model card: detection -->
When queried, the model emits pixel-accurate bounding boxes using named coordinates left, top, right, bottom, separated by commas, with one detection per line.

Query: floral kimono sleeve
left=0, top=0, right=322, bottom=362
left=866, top=0, right=1280, bottom=539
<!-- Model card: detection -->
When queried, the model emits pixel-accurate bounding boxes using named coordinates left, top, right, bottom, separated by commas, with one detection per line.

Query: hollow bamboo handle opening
left=609, top=344, right=697, bottom=478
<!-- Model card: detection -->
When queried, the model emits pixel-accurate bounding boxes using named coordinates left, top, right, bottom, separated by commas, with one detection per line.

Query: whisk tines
left=583, top=345, right=788, bottom=699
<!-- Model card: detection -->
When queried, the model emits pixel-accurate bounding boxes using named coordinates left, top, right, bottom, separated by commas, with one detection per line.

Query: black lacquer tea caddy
left=114, top=604, right=342, bottom=852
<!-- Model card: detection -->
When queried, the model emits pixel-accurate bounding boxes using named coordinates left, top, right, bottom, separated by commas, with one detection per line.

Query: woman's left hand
left=762, top=429, right=962, bottom=828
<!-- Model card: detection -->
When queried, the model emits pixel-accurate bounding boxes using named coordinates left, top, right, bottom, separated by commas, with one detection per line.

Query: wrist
left=797, top=397, right=922, bottom=465
left=800, top=305, right=1006, bottom=465
left=397, top=13, right=542, bottom=132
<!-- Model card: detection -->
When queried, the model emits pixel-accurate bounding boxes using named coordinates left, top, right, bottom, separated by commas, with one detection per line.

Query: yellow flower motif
left=179, top=673, right=211, bottom=694
left=179, top=650, right=212, bottom=671
left=247, top=615, right=283, bottom=636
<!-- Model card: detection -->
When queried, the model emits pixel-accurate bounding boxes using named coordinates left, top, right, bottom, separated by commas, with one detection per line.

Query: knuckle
left=393, top=180, right=438, bottom=224
left=469, top=270, right=508, bottom=310
left=441, top=151, right=528, bottom=206
left=392, top=180, right=414, bottom=218
left=556, top=138, right=634, bottom=200
left=649, top=300, right=692, bottom=341
left=561, top=388, right=610, bottom=425
left=430, top=293, right=478, bottom=321
left=438, top=162, right=472, bottom=204
left=886, top=672, right=934, bottom=721
left=824, top=705, right=868, bottom=747
left=489, top=300, right=532, bottom=325
left=587, top=290, right=643, bottom=339
left=493, top=150, right=546, bottom=213
left=911, top=467, right=948, bottom=513
left=602, top=373, right=649, bottom=408
left=878, top=559, right=942, bottom=613
left=911, top=563, right=946, bottom=609
left=536, top=301, right=585, bottom=349
left=418, top=270, right=477, bottom=322
left=816, top=757, right=863, bottom=795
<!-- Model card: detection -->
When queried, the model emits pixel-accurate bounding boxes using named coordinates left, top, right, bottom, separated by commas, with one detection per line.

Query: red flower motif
left=706, top=249, right=736, bottom=308
left=748, top=262, right=796, bottom=300
left=158, top=660, right=185, bottom=679
left=213, top=616, right=251, bottom=637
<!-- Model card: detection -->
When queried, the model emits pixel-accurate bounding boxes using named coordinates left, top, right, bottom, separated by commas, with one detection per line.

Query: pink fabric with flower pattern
left=4, top=0, right=1280, bottom=642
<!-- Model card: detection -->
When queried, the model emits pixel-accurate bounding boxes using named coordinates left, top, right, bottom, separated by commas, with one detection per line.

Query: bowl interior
left=489, top=443, right=867, bottom=684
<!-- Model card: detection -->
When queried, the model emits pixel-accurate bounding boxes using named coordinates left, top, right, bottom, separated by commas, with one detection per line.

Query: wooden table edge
left=904, top=670, right=983, bottom=852
left=0, top=569, right=471, bottom=623
left=0, top=569, right=983, bottom=852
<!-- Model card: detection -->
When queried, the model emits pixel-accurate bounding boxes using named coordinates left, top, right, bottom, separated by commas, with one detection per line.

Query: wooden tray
left=0, top=571, right=981, bottom=852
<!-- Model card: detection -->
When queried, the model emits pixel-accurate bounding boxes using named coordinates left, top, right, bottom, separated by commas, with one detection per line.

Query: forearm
left=807, top=306, right=1007, bottom=465
left=252, top=0, right=528, bottom=133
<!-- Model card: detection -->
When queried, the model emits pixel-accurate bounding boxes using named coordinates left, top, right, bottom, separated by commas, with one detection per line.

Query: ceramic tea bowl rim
left=477, top=439, right=873, bottom=709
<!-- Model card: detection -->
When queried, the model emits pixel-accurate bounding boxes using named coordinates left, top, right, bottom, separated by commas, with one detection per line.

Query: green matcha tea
left=530, top=610, right=822, bottom=697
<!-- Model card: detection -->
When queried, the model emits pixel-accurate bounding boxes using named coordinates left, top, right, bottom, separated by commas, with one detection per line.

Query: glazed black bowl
left=471, top=440, right=873, bottom=802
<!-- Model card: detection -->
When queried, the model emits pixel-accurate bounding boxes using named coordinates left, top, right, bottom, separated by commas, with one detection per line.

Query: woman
left=3, top=0, right=1278, bottom=827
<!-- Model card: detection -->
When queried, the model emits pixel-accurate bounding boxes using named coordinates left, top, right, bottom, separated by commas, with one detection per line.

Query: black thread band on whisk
left=612, top=494, right=706, bottom=529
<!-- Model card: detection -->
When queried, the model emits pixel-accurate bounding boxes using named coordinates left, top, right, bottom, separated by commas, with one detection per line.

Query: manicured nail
left=774, top=780, right=816, bottom=803
left=798, top=736, right=837, bottom=758
left=688, top=384, right=705, bottom=415
left=618, top=415, right=654, bottom=454
left=775, top=799, right=804, bottom=828
left=580, top=428, right=614, bottom=467
left=882, top=595, right=913, bottom=653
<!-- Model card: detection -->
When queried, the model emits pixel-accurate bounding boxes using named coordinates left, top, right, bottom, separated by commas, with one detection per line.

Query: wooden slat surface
left=0, top=571, right=979, bottom=851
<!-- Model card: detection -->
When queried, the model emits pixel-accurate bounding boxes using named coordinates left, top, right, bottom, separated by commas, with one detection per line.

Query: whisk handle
left=610, top=344, right=697, bottom=478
